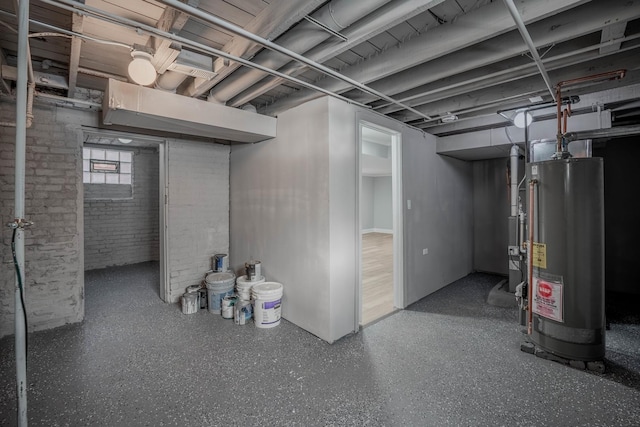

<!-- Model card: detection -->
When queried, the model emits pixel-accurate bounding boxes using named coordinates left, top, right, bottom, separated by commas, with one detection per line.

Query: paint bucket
left=213, top=254, right=229, bottom=272
left=245, top=260, right=262, bottom=282
left=221, top=295, right=237, bottom=319
left=185, top=284, right=202, bottom=310
left=251, top=282, right=283, bottom=328
left=236, top=275, right=265, bottom=301
left=234, top=300, right=253, bottom=325
left=205, top=271, right=236, bottom=314
left=181, top=292, right=198, bottom=315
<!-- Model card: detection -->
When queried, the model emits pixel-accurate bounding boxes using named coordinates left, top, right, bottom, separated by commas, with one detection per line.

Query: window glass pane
left=83, top=159, right=90, bottom=172
left=83, top=148, right=91, bottom=159
left=120, top=151, right=132, bottom=163
left=83, top=172, right=91, bottom=183
left=105, top=174, right=120, bottom=184
left=105, top=150, right=119, bottom=161
left=91, top=149, right=106, bottom=160
left=91, top=173, right=105, bottom=184
left=120, top=163, right=131, bottom=174
left=120, top=174, right=132, bottom=184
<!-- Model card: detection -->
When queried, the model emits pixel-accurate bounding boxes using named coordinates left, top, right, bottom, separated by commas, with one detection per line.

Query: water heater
left=526, top=158, right=605, bottom=361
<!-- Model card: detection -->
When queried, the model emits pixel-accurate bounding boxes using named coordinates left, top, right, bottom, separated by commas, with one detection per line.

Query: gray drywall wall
left=230, top=96, right=475, bottom=341
left=327, top=97, right=358, bottom=341
left=230, top=97, right=333, bottom=341
left=472, top=158, right=511, bottom=275
left=373, top=176, right=393, bottom=231
left=400, top=127, right=474, bottom=304
left=84, top=146, right=159, bottom=270
left=0, top=102, right=88, bottom=337
left=167, top=140, right=230, bottom=302
left=361, top=176, right=374, bottom=230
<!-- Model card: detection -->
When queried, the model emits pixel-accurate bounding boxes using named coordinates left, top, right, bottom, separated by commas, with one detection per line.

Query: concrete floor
left=1, top=263, right=639, bottom=426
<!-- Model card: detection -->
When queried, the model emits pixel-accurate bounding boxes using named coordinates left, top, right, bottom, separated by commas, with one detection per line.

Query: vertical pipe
left=510, top=145, right=519, bottom=217
left=527, top=179, right=537, bottom=335
left=15, top=0, right=29, bottom=425
left=556, top=86, right=562, bottom=155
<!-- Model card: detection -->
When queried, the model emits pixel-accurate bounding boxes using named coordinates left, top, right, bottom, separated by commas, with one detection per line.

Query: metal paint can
left=245, top=260, right=262, bottom=282
left=213, top=254, right=229, bottom=272
left=234, top=300, right=253, bottom=325
left=181, top=292, right=198, bottom=315
left=221, top=295, right=237, bottom=319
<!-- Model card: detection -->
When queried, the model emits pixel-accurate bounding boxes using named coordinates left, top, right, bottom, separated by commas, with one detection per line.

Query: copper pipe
left=555, top=69, right=626, bottom=152
left=527, top=179, right=537, bottom=335
left=556, top=86, right=562, bottom=154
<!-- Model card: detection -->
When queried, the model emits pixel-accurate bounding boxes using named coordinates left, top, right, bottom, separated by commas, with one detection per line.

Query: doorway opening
left=358, top=121, right=403, bottom=326
left=81, top=129, right=168, bottom=305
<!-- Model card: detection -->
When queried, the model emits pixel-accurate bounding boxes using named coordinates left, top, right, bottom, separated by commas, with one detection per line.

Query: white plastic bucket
left=251, top=282, right=283, bottom=328
left=221, top=295, right=236, bottom=319
left=205, top=271, right=236, bottom=314
left=181, top=292, right=198, bottom=315
left=236, top=275, right=265, bottom=301
left=234, top=300, right=253, bottom=325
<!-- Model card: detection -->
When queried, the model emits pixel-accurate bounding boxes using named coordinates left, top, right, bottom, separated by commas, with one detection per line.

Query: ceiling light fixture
left=128, top=48, right=157, bottom=86
left=118, top=138, right=132, bottom=144
left=513, top=109, right=533, bottom=128
left=441, top=113, right=458, bottom=123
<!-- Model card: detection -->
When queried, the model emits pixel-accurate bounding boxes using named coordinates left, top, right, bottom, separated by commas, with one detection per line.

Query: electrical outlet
left=423, top=248, right=428, bottom=255
left=407, top=199, right=412, bottom=210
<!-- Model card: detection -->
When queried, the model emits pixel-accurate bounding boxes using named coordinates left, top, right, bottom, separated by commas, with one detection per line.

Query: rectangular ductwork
left=103, top=79, right=276, bottom=143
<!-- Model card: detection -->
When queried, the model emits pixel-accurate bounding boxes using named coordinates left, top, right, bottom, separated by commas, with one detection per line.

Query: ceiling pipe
left=155, top=70, right=189, bottom=92
left=227, top=0, right=447, bottom=108
left=40, top=0, right=370, bottom=110
left=157, top=0, right=435, bottom=121
left=502, top=0, right=555, bottom=99
left=564, top=125, right=640, bottom=141
left=207, top=0, right=390, bottom=103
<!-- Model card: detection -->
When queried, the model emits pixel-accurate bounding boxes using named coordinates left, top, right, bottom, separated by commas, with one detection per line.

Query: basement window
left=83, top=147, right=133, bottom=200
left=83, top=148, right=132, bottom=185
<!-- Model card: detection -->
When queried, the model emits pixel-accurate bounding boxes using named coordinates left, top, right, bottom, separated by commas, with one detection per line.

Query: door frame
left=356, top=119, right=404, bottom=328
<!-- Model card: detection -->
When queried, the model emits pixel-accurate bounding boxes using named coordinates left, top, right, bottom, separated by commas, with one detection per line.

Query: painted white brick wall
left=1, top=101, right=86, bottom=337
left=167, top=140, right=229, bottom=302
left=84, top=147, right=159, bottom=270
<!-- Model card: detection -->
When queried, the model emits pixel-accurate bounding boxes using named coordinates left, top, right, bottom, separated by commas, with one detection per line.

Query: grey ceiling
left=1, top=0, right=639, bottom=138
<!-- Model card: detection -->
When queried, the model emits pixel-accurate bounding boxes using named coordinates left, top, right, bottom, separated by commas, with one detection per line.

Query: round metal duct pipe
left=155, top=70, right=189, bottom=92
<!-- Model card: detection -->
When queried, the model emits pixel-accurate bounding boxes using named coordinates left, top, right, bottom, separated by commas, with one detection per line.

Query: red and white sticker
left=532, top=277, right=564, bottom=322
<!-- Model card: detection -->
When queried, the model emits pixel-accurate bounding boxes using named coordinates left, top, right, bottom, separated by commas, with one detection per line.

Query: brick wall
left=167, top=140, right=229, bottom=302
left=83, top=146, right=159, bottom=270
left=1, top=101, right=87, bottom=337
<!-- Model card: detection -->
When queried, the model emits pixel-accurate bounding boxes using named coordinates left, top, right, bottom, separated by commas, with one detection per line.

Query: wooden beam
left=67, top=12, right=84, bottom=97
left=150, top=0, right=199, bottom=73
left=600, top=22, right=627, bottom=54
left=0, top=48, right=11, bottom=94
left=183, top=0, right=326, bottom=98
left=2, top=64, right=69, bottom=90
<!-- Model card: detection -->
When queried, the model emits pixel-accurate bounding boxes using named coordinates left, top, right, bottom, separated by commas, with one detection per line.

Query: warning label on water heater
left=532, top=242, right=547, bottom=269
left=532, top=277, right=564, bottom=322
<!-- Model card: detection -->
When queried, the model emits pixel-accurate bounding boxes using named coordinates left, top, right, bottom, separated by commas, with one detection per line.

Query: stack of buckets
left=181, top=256, right=284, bottom=329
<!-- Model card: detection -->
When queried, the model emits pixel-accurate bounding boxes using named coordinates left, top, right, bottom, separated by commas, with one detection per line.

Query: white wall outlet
left=423, top=248, right=428, bottom=255
left=407, top=199, right=412, bottom=210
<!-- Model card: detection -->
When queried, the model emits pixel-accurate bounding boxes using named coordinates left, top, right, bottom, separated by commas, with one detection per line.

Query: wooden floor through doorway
left=362, top=232, right=394, bottom=325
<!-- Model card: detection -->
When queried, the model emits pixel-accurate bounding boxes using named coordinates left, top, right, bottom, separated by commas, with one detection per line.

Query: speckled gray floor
left=1, top=263, right=639, bottom=426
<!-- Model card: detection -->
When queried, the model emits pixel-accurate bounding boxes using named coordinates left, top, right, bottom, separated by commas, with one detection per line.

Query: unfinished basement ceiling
left=1, top=0, right=640, bottom=141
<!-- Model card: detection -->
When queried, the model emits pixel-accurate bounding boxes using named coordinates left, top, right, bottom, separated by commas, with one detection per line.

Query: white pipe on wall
left=14, top=0, right=29, bottom=424
left=510, top=144, right=519, bottom=217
